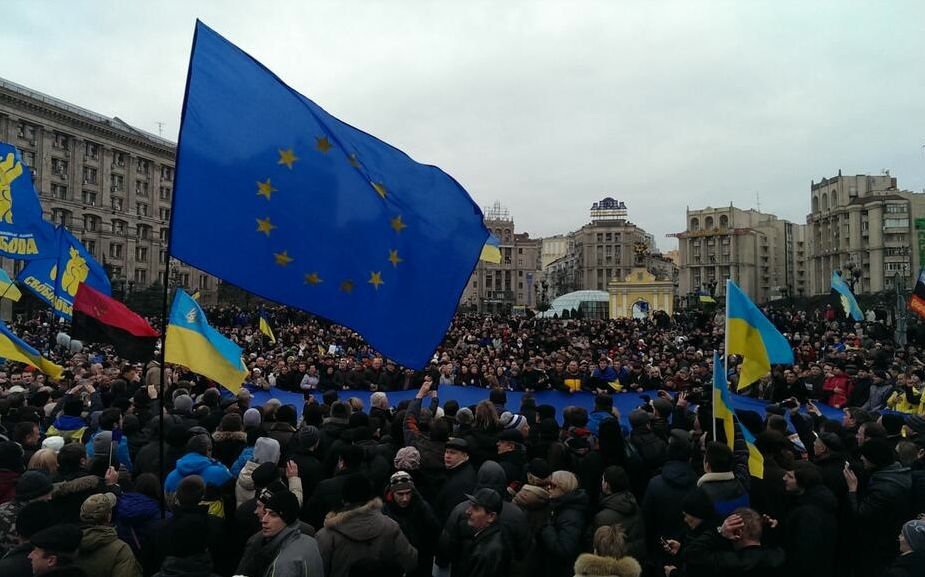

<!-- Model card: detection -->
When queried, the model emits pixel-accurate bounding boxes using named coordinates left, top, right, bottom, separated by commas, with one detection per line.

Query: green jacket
left=76, top=525, right=142, bottom=577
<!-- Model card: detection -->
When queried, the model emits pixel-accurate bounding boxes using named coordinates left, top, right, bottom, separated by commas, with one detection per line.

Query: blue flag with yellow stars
left=0, top=142, right=57, bottom=260
left=18, top=226, right=112, bottom=320
left=170, top=22, right=489, bottom=368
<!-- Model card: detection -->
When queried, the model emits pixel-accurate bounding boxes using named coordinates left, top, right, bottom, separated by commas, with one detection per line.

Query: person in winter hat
left=0, top=470, right=53, bottom=555
left=235, top=437, right=280, bottom=507
left=237, top=489, right=323, bottom=577
left=74, top=493, right=142, bottom=577
left=163, top=434, right=232, bottom=512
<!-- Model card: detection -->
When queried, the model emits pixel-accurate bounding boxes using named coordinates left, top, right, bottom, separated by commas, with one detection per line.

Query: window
left=136, top=157, right=150, bottom=175
left=85, top=142, right=99, bottom=160
left=111, top=174, right=124, bottom=192
left=161, top=166, right=174, bottom=181
left=159, top=207, right=170, bottom=221
left=83, top=167, right=97, bottom=185
left=111, top=197, right=123, bottom=211
left=51, top=184, right=68, bottom=200
left=52, top=132, right=69, bottom=150
left=159, top=186, right=171, bottom=201
left=517, top=248, right=523, bottom=254
left=885, top=204, right=908, bottom=214
left=51, top=208, right=71, bottom=226
left=181, top=272, right=190, bottom=287
left=21, top=150, right=35, bottom=168
left=112, top=220, right=126, bottom=235
left=110, top=265, right=122, bottom=278
left=134, top=269, right=147, bottom=284
left=719, top=215, right=729, bottom=228
left=705, top=216, right=714, bottom=229
left=160, top=228, right=168, bottom=242
left=690, top=217, right=700, bottom=231
left=135, top=246, right=148, bottom=262
left=136, top=203, right=148, bottom=217
left=596, top=233, right=603, bottom=242
left=136, top=180, right=149, bottom=196
left=199, top=275, right=210, bottom=290
left=17, top=122, right=36, bottom=143
left=137, top=224, right=150, bottom=240
left=52, top=158, right=68, bottom=178
left=883, top=218, right=909, bottom=229
left=159, top=250, right=167, bottom=264
left=84, top=239, right=96, bottom=256
left=83, top=214, right=99, bottom=232
left=109, top=243, right=123, bottom=258
left=112, top=151, right=125, bottom=168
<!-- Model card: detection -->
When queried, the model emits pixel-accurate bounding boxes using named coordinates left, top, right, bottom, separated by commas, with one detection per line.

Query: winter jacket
left=0, top=498, right=24, bottom=555
left=0, top=541, right=32, bottom=577
left=848, top=462, right=913, bottom=576
left=315, top=498, right=417, bottom=577
left=164, top=453, right=232, bottom=494
left=134, top=442, right=185, bottom=481
left=152, top=553, right=220, bottom=577
left=144, top=505, right=231, bottom=577
left=682, top=527, right=786, bottom=577
left=235, top=460, right=304, bottom=509
left=114, top=492, right=162, bottom=556
left=883, top=551, right=925, bottom=577
left=436, top=460, right=477, bottom=523
left=265, top=423, right=297, bottom=458
left=592, top=491, right=645, bottom=561
left=587, top=410, right=617, bottom=438
left=305, top=469, right=360, bottom=529
left=573, top=553, right=642, bottom=577
left=532, top=489, right=590, bottom=577
left=383, top=491, right=442, bottom=577
left=641, top=459, right=697, bottom=548
left=628, top=430, right=667, bottom=475
left=76, top=525, right=142, bottom=577
left=781, top=485, right=838, bottom=577
left=210, top=430, right=247, bottom=468
left=461, top=524, right=509, bottom=577
left=238, top=525, right=324, bottom=577
left=230, top=446, right=254, bottom=478
left=697, top=472, right=749, bottom=518
left=51, top=474, right=113, bottom=525
left=497, top=448, right=527, bottom=487
left=822, top=374, right=853, bottom=408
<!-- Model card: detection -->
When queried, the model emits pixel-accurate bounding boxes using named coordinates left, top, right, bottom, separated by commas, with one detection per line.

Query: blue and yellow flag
left=726, top=279, right=793, bottom=390
left=0, top=319, right=64, bottom=380
left=18, top=226, right=112, bottom=320
left=0, top=268, right=22, bottom=302
left=165, top=289, right=247, bottom=392
left=170, top=22, right=489, bottom=369
left=479, top=234, right=502, bottom=264
left=0, top=143, right=56, bottom=259
left=713, top=351, right=764, bottom=479
left=258, top=307, right=276, bottom=344
left=831, top=272, right=863, bottom=321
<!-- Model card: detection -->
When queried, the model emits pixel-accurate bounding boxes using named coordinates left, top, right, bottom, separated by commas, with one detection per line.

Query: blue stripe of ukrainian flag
left=713, top=351, right=764, bottom=479
left=726, top=279, right=793, bottom=390
left=165, top=289, right=247, bottom=392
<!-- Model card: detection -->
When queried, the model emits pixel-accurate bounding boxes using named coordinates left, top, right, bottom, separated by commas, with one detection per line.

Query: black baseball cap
left=465, top=488, right=502, bottom=514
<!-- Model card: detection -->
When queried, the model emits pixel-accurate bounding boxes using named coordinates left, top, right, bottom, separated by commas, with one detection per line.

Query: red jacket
left=823, top=374, right=853, bottom=408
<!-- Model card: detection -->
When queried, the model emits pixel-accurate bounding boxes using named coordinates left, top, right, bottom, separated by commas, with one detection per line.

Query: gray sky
left=6, top=0, right=925, bottom=250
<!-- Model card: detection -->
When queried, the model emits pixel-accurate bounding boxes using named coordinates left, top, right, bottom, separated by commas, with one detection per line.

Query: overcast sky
left=6, top=1, right=925, bottom=250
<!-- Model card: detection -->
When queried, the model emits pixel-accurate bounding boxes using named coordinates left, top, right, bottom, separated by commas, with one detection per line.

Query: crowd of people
left=0, top=303, right=924, bottom=577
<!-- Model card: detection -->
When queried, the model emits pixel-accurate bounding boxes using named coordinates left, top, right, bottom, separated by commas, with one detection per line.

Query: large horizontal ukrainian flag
left=165, top=289, right=247, bottom=392
left=0, top=320, right=63, bottom=380
left=726, top=279, right=793, bottom=390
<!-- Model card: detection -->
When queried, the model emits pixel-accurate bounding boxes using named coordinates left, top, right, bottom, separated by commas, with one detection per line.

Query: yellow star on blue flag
left=170, top=22, right=489, bottom=368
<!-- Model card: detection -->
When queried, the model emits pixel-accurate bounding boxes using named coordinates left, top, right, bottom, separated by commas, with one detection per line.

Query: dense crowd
left=0, top=304, right=924, bottom=577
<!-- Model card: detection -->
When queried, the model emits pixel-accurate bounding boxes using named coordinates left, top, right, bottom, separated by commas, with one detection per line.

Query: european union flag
left=18, top=226, right=112, bottom=320
left=0, top=142, right=56, bottom=259
left=171, top=22, right=489, bottom=368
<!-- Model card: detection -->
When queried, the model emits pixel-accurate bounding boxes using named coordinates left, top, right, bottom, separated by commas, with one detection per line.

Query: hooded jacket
left=593, top=491, right=645, bottom=561
left=641, top=459, right=697, bottom=547
left=210, top=430, right=247, bottom=468
left=238, top=524, right=324, bottom=577
left=573, top=553, right=642, bottom=577
left=114, top=492, right=162, bottom=555
left=315, top=498, right=417, bottom=577
left=164, top=453, right=232, bottom=494
left=76, top=525, right=142, bottom=577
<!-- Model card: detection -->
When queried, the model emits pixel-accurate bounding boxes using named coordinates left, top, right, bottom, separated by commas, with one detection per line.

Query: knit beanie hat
left=252, top=462, right=281, bottom=490
left=259, top=489, right=300, bottom=525
left=342, top=475, right=373, bottom=506
left=243, top=408, right=262, bottom=428
left=253, top=437, right=281, bottom=465
left=298, top=426, right=321, bottom=449
left=173, top=394, right=194, bottom=415
left=880, top=413, right=905, bottom=435
left=41, top=436, right=65, bottom=454
left=860, top=438, right=894, bottom=468
left=186, top=433, right=212, bottom=456
left=16, top=470, right=53, bottom=501
left=902, top=519, right=925, bottom=553
left=394, top=446, right=421, bottom=471
left=681, top=488, right=714, bottom=520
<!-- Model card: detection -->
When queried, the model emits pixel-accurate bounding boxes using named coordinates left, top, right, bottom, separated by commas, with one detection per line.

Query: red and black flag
left=910, top=268, right=925, bottom=319
left=71, top=283, right=159, bottom=361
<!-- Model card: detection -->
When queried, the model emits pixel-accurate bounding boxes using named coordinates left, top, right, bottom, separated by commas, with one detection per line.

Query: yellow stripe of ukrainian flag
left=0, top=322, right=63, bottom=380
left=165, top=324, right=247, bottom=393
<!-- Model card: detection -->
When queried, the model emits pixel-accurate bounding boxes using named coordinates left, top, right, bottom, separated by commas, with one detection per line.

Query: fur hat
left=394, top=446, right=421, bottom=471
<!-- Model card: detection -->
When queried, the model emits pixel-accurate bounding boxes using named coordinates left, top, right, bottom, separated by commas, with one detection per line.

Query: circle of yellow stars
left=255, top=135, right=406, bottom=294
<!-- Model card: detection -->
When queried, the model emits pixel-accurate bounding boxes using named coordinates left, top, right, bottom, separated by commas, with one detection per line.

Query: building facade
left=807, top=173, right=923, bottom=295
left=0, top=77, right=217, bottom=305
left=460, top=202, right=542, bottom=313
left=675, top=205, right=807, bottom=304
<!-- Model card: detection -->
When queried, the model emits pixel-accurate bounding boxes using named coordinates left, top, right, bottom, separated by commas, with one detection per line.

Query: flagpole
left=712, top=349, right=718, bottom=442
left=722, top=279, right=732, bottom=441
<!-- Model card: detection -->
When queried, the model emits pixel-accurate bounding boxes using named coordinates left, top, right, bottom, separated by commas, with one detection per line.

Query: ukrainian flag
left=726, top=279, right=793, bottom=390
left=0, top=268, right=21, bottom=302
left=713, top=351, right=764, bottom=479
left=831, top=272, right=863, bottom=321
left=480, top=234, right=502, bottom=264
left=0, top=320, right=63, bottom=380
left=258, top=307, right=276, bottom=344
left=165, top=289, right=247, bottom=393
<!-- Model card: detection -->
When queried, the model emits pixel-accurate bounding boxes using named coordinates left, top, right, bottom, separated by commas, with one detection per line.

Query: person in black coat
left=382, top=472, right=441, bottom=577
left=449, top=488, right=509, bottom=577
left=496, top=429, right=527, bottom=488
left=884, top=520, right=925, bottom=577
left=305, top=445, right=364, bottom=528
left=680, top=508, right=785, bottom=577
left=436, top=438, right=477, bottom=523
left=844, top=438, right=914, bottom=577
left=529, top=470, right=589, bottom=577
left=642, top=429, right=698, bottom=562
left=288, top=426, right=325, bottom=517
left=593, top=466, right=645, bottom=562
left=777, top=462, right=838, bottom=577
left=0, top=501, right=57, bottom=577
